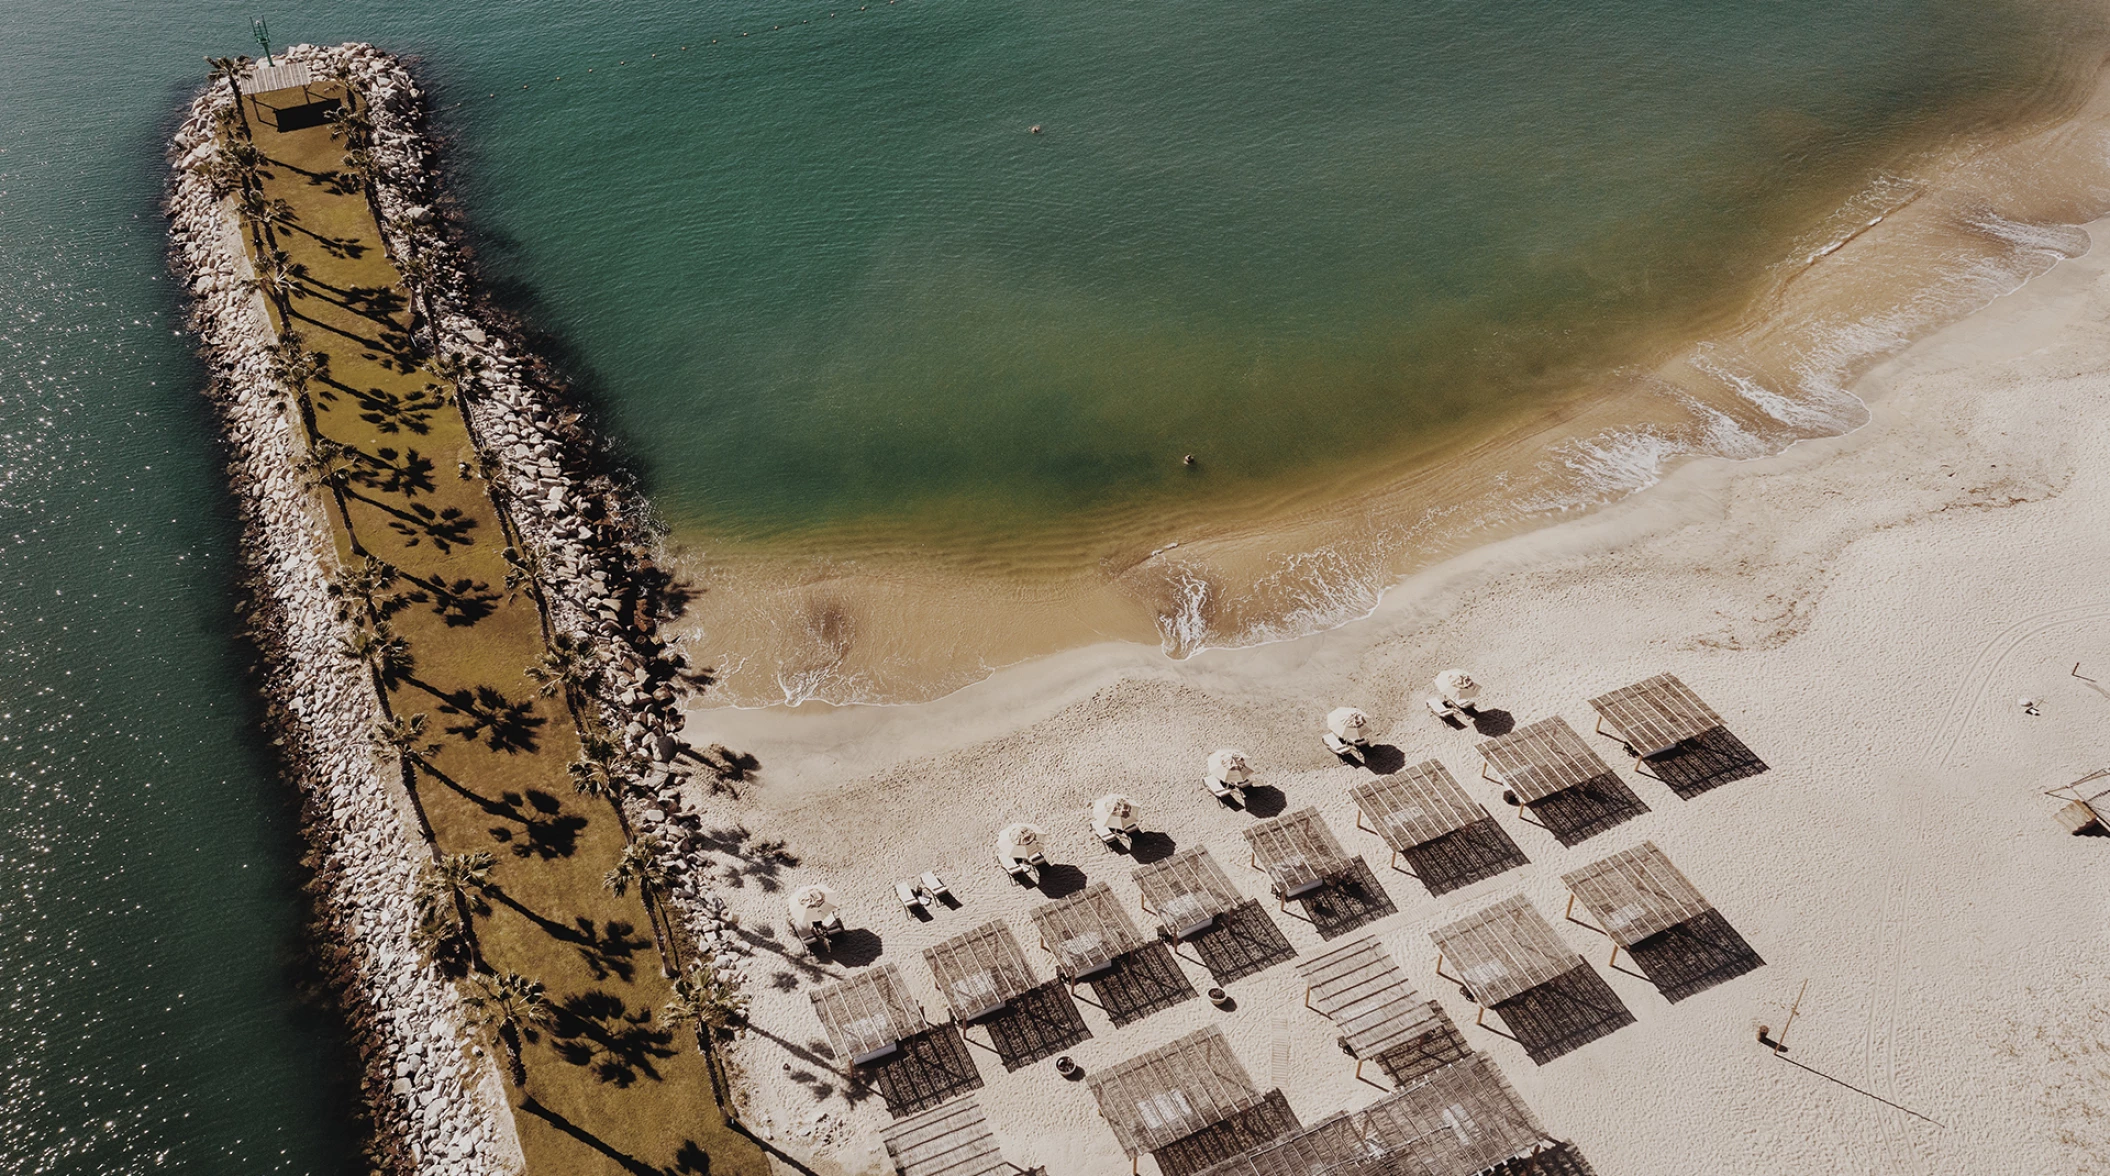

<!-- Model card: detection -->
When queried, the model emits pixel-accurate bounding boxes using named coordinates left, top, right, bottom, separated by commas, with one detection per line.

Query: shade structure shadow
left=1296, top=859, right=1397, bottom=941
left=1525, top=774, right=1649, bottom=847
left=1358, top=743, right=1408, bottom=774
left=1641, top=726, right=1770, bottom=800
left=1490, top=1140, right=1602, bottom=1175
left=1488, top=965, right=1636, bottom=1065
left=824, top=927, right=885, bottom=967
left=1399, top=817, right=1530, bottom=896
left=1088, top=942, right=1197, bottom=1028
left=983, top=981, right=1091, bottom=1072
left=1150, top=1089, right=1300, bottom=1176
left=1188, top=900, right=1297, bottom=984
left=865, top=1023, right=983, bottom=1118
left=266, top=96, right=344, bottom=132
left=1469, top=708, right=1517, bottom=737
left=1624, top=909, right=1765, bottom=1003
left=1372, top=1001, right=1471, bottom=1088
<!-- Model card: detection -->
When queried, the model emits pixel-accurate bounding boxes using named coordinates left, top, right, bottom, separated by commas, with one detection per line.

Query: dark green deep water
left=0, top=0, right=2100, bottom=1170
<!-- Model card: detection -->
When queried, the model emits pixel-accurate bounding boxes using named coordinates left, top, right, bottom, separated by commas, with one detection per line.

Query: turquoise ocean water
left=0, top=0, right=2101, bottom=1169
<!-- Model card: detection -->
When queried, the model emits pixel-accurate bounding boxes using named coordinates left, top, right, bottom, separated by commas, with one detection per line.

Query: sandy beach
left=679, top=207, right=2110, bottom=1175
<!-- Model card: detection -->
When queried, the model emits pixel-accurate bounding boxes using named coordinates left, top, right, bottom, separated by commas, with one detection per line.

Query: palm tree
left=330, top=555, right=398, bottom=618
left=664, top=954, right=749, bottom=1053
left=461, top=971, right=550, bottom=1088
left=248, top=196, right=298, bottom=250
left=499, top=546, right=546, bottom=604
left=429, top=350, right=483, bottom=403
left=525, top=631, right=596, bottom=713
left=372, top=711, right=441, bottom=846
left=205, top=56, right=253, bottom=138
left=249, top=253, right=298, bottom=320
left=396, top=253, right=436, bottom=347
left=343, top=619, right=414, bottom=690
left=604, top=835, right=679, bottom=977
left=372, top=711, right=439, bottom=762
left=413, top=850, right=496, bottom=971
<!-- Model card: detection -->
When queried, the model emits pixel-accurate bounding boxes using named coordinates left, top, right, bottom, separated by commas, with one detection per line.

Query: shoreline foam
left=676, top=54, right=2110, bottom=710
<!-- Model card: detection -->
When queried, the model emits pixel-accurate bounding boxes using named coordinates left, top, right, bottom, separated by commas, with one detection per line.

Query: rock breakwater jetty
left=167, top=43, right=756, bottom=1175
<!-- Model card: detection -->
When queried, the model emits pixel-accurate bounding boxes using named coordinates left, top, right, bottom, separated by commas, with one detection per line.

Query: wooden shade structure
left=1429, top=896, right=1576, bottom=1010
left=1087, top=1027, right=1268, bottom=1160
left=1186, top=1053, right=1550, bottom=1176
left=1133, top=846, right=1245, bottom=939
left=1350, top=763, right=1484, bottom=856
left=1356, top=1053, right=1549, bottom=1174
left=1295, top=936, right=1442, bottom=1078
left=1588, top=673, right=1725, bottom=758
left=1183, top=1116, right=1367, bottom=1176
left=810, top=963, right=926, bottom=1068
left=923, top=921, right=1039, bottom=1022
left=882, top=1099, right=1010, bottom=1176
left=1477, top=717, right=1614, bottom=803
left=1030, top=881, right=1147, bottom=981
left=1561, top=841, right=1714, bottom=953
left=1243, top=807, right=1355, bottom=900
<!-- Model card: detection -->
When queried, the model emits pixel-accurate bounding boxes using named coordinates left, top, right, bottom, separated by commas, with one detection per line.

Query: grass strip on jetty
left=220, top=67, right=766, bottom=1176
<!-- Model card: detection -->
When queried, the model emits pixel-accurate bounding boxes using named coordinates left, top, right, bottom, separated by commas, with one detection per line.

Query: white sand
left=680, top=219, right=2110, bottom=1176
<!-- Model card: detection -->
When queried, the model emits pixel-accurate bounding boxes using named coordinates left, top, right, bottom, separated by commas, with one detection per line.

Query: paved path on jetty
left=235, top=77, right=766, bottom=1176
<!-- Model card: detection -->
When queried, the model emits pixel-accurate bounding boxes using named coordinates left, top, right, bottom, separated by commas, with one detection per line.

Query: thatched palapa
left=923, top=922, right=1039, bottom=1022
left=811, top=962, right=926, bottom=1066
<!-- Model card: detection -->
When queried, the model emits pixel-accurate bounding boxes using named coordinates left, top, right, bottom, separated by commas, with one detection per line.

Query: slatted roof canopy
left=1560, top=841, right=1714, bottom=948
left=1478, top=717, right=1614, bottom=804
left=1133, top=847, right=1246, bottom=936
left=1186, top=1114, right=1369, bottom=1176
left=1242, top=807, right=1354, bottom=895
left=881, top=1099, right=1009, bottom=1176
left=1087, top=1026, right=1268, bottom=1158
left=1349, top=763, right=1484, bottom=850
left=1359, top=1053, right=1546, bottom=1176
left=923, top=922, right=1039, bottom=1021
left=1030, top=881, right=1146, bottom=978
left=810, top=963, right=925, bottom=1064
left=1296, top=936, right=1440, bottom=1058
left=1429, top=895, right=1578, bottom=1007
left=247, top=61, right=316, bottom=93
left=1589, top=673, right=1726, bottom=757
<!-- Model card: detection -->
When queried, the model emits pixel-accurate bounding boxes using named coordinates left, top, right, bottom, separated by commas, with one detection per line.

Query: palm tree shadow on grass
left=551, top=989, right=679, bottom=1088
left=400, top=678, right=545, bottom=754
left=517, top=1096, right=673, bottom=1176
left=490, top=888, right=648, bottom=983
left=412, top=759, right=585, bottom=860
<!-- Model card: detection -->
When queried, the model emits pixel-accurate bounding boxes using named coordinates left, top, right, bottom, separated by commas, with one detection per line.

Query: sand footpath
left=682, top=217, right=2110, bottom=1175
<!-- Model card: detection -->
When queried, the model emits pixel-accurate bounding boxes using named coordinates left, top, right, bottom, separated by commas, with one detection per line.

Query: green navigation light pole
left=253, top=18, right=274, bottom=67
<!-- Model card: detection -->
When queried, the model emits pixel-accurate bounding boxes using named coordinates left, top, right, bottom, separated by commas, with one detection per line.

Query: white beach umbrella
left=1435, top=669, right=1480, bottom=705
left=1206, top=748, right=1251, bottom=785
left=997, top=822, right=1047, bottom=863
left=787, top=884, right=838, bottom=925
left=1093, top=793, right=1140, bottom=832
left=1326, top=706, right=1371, bottom=743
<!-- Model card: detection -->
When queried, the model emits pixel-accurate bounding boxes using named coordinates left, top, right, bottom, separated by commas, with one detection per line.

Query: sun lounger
left=1205, top=774, right=1246, bottom=803
left=790, top=919, right=822, bottom=948
left=1324, top=732, right=1365, bottom=759
left=1004, top=858, right=1042, bottom=886
left=898, top=879, right=932, bottom=913
left=1096, top=824, right=1131, bottom=850
left=920, top=871, right=951, bottom=902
